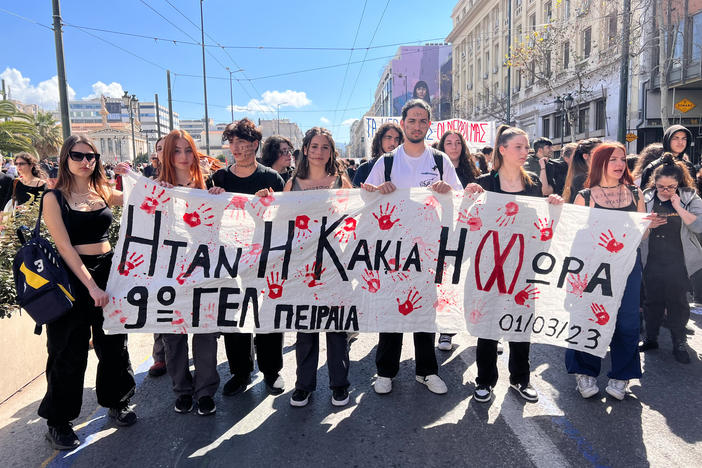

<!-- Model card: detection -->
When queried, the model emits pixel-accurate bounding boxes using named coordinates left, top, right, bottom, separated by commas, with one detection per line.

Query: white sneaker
left=416, top=374, right=448, bottom=394
left=605, top=379, right=629, bottom=400
left=437, top=334, right=453, bottom=351
left=374, top=376, right=392, bottom=394
left=575, top=374, right=599, bottom=398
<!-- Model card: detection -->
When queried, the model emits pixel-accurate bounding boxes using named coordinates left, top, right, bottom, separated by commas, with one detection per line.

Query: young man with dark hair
left=362, top=99, right=462, bottom=395
left=212, top=118, right=286, bottom=397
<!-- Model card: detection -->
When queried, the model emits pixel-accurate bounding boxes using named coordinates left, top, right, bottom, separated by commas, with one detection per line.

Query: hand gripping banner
left=103, top=173, right=649, bottom=357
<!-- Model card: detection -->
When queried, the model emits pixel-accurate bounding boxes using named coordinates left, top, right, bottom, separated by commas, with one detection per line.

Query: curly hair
left=370, top=123, right=404, bottom=159
left=222, top=117, right=262, bottom=147
left=261, top=135, right=293, bottom=168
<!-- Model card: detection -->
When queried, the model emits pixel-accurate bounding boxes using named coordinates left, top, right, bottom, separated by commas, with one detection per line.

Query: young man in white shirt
left=363, top=99, right=462, bottom=395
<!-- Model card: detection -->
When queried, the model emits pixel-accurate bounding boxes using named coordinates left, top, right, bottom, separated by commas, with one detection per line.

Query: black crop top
left=49, top=190, right=113, bottom=246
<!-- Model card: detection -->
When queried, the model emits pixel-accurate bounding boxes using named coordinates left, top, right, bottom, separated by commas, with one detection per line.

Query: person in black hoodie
left=640, top=125, right=696, bottom=190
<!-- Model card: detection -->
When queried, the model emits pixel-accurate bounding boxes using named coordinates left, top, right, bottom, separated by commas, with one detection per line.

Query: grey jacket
left=641, top=187, right=702, bottom=275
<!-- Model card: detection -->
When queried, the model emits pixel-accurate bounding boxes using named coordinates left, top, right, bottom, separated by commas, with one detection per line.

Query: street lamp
left=225, top=67, right=244, bottom=122
left=555, top=93, right=574, bottom=148
left=396, top=73, right=409, bottom=107
left=122, top=91, right=138, bottom=162
left=276, top=102, right=290, bottom=134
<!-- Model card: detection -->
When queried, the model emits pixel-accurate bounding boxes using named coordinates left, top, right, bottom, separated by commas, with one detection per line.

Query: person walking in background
left=261, top=135, right=295, bottom=183
left=353, top=122, right=403, bottom=187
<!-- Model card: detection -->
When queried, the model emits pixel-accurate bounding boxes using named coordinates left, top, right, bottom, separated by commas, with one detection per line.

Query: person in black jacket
left=464, top=125, right=564, bottom=404
left=0, top=170, right=12, bottom=210
left=639, top=125, right=696, bottom=190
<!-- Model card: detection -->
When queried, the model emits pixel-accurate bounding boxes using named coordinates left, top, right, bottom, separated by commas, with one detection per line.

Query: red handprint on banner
left=532, top=218, right=555, bottom=241
left=253, top=193, right=275, bottom=217
left=140, top=186, right=171, bottom=215
left=295, top=215, right=313, bottom=240
left=496, top=202, right=519, bottom=227
left=514, top=285, right=539, bottom=306
left=183, top=202, right=215, bottom=228
left=299, top=261, right=326, bottom=287
left=373, top=203, right=400, bottom=231
left=224, top=195, right=249, bottom=220
left=420, top=195, right=440, bottom=222
left=412, top=236, right=436, bottom=260
left=329, top=190, right=350, bottom=214
left=567, top=273, right=589, bottom=298
left=598, top=230, right=624, bottom=253
left=457, top=206, right=483, bottom=231
left=266, top=271, right=285, bottom=299
left=434, top=284, right=459, bottom=313
left=241, top=243, right=262, bottom=265
left=386, top=258, right=409, bottom=282
left=468, top=298, right=487, bottom=324
left=361, top=269, right=381, bottom=293
left=589, top=303, right=610, bottom=325
left=397, top=289, right=423, bottom=316
left=118, top=252, right=144, bottom=276
left=334, top=217, right=358, bottom=244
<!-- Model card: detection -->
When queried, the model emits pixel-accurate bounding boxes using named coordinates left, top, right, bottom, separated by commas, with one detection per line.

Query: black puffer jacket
left=640, top=125, right=696, bottom=190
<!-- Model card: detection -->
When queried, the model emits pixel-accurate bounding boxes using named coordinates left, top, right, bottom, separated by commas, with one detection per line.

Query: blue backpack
left=13, top=191, right=74, bottom=334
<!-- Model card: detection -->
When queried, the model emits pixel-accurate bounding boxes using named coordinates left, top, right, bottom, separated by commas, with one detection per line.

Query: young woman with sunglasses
left=40, top=136, right=137, bottom=450
left=13, top=152, right=48, bottom=205
left=639, top=153, right=702, bottom=364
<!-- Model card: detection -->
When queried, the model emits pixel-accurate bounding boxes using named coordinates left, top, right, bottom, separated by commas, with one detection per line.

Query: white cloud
left=0, top=67, right=75, bottom=110
left=342, top=118, right=357, bottom=127
left=229, top=89, right=311, bottom=114
left=320, top=116, right=330, bottom=124
left=83, top=81, right=124, bottom=99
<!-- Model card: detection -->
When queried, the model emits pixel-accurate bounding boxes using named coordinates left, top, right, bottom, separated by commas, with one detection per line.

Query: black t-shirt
left=648, top=194, right=684, bottom=265
left=14, top=180, right=46, bottom=205
left=211, top=163, right=285, bottom=195
left=476, top=171, right=543, bottom=197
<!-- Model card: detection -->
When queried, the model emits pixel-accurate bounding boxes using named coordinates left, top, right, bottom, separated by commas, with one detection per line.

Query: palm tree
left=31, top=111, right=63, bottom=158
left=0, top=100, right=37, bottom=155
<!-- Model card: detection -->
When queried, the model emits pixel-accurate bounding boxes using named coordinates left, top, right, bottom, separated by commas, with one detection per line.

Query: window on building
left=608, top=13, right=618, bottom=46
left=544, top=1, right=552, bottom=22
left=595, top=99, right=606, bottom=130
left=554, top=114, right=562, bottom=139
left=545, top=50, right=552, bottom=77
left=564, top=0, right=570, bottom=19
left=583, top=27, right=592, bottom=58
left=494, top=44, right=499, bottom=71
left=578, top=105, right=590, bottom=134
left=542, top=117, right=550, bottom=138
left=693, top=13, right=702, bottom=64
left=563, top=41, right=570, bottom=69
left=673, top=19, right=685, bottom=65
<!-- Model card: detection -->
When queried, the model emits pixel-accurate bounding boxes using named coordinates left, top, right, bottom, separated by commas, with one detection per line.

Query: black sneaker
left=510, top=382, right=539, bottom=402
left=473, top=385, right=493, bottom=403
left=638, top=339, right=659, bottom=352
left=290, top=389, right=310, bottom=407
left=222, top=375, right=249, bottom=396
left=264, top=374, right=285, bottom=395
left=197, top=396, right=217, bottom=416
left=331, top=388, right=350, bottom=407
left=108, top=404, right=137, bottom=426
left=45, top=423, right=80, bottom=450
left=174, top=394, right=194, bottom=414
left=673, top=342, right=691, bottom=364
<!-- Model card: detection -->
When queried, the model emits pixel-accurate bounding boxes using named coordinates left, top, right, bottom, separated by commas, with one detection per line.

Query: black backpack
left=13, top=191, right=75, bottom=334
left=383, top=147, right=444, bottom=182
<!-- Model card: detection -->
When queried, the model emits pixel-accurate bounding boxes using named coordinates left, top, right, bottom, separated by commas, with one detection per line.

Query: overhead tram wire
left=337, top=0, right=391, bottom=127
left=332, top=0, right=369, bottom=128
left=161, top=0, right=277, bottom=122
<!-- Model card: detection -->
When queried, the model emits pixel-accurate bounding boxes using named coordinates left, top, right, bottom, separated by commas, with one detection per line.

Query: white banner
left=103, top=173, right=649, bottom=357
left=362, top=116, right=496, bottom=157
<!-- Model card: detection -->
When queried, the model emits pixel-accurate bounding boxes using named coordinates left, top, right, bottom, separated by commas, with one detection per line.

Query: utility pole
left=506, top=0, right=512, bottom=125
left=227, top=68, right=234, bottom=122
left=155, top=93, right=162, bottom=138
left=199, top=0, right=210, bottom=155
left=167, top=70, right=174, bottom=131
left=1, top=79, right=5, bottom=99
left=52, top=0, right=71, bottom=139
left=617, top=0, right=631, bottom=143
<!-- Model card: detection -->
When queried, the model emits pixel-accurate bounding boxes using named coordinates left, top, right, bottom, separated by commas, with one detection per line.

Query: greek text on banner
left=103, top=173, right=649, bottom=358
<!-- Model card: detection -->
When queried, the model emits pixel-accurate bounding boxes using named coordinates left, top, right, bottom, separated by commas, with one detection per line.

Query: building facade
left=258, top=119, right=304, bottom=152
left=446, top=0, right=644, bottom=154
left=138, top=101, right=179, bottom=149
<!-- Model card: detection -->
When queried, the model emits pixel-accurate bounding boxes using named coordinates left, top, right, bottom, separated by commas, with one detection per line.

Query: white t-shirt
left=365, top=145, right=463, bottom=190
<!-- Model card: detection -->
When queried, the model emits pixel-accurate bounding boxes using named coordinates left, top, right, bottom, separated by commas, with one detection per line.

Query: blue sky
left=0, top=0, right=454, bottom=143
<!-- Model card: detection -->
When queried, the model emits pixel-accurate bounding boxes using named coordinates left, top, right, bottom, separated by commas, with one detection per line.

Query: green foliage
left=133, top=153, right=149, bottom=167
left=31, top=111, right=63, bottom=158
left=0, top=100, right=38, bottom=155
left=0, top=201, right=123, bottom=319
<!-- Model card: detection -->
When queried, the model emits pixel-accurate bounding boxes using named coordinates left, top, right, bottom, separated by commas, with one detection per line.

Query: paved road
left=2, top=313, right=702, bottom=467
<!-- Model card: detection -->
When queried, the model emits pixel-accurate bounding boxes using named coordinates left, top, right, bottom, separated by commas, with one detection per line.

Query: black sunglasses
left=69, top=151, right=100, bottom=162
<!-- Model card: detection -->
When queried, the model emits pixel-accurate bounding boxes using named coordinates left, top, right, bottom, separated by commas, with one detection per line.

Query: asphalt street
left=2, top=312, right=702, bottom=468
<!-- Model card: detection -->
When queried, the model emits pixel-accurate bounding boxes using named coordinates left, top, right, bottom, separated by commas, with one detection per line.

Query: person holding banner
left=363, top=99, right=462, bottom=395
left=149, top=129, right=222, bottom=415
left=211, top=118, right=287, bottom=399
left=261, top=135, right=295, bottom=183
left=39, top=135, right=137, bottom=450
left=352, top=122, right=403, bottom=187
left=277, top=127, right=354, bottom=407
left=562, top=138, right=602, bottom=203
left=639, top=154, right=702, bottom=364
left=435, top=130, right=481, bottom=351
left=565, top=142, right=651, bottom=400
left=465, top=125, right=564, bottom=403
